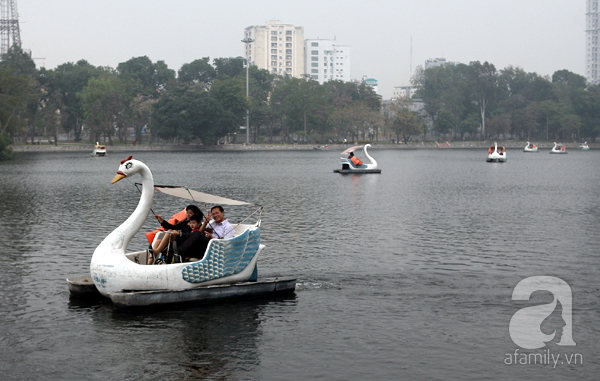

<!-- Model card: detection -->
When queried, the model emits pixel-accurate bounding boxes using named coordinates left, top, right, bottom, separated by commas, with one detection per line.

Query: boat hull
left=109, top=277, right=297, bottom=310
left=486, top=154, right=507, bottom=162
left=67, top=275, right=103, bottom=297
left=334, top=169, right=381, bottom=174
left=523, top=148, right=538, bottom=152
left=550, top=150, right=568, bottom=154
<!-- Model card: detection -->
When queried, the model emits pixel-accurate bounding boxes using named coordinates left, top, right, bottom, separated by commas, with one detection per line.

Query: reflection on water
left=1, top=149, right=599, bottom=379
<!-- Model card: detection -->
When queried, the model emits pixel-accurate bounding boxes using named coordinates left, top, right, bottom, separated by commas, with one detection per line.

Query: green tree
left=413, top=63, right=471, bottom=130
left=153, top=81, right=245, bottom=145
left=435, top=109, right=458, bottom=138
left=468, top=61, right=500, bottom=139
left=0, top=66, right=38, bottom=138
left=78, top=72, right=133, bottom=144
left=130, top=95, right=157, bottom=144
left=41, top=60, right=103, bottom=142
left=0, top=45, right=36, bottom=76
left=271, top=77, right=329, bottom=143
left=391, top=107, right=422, bottom=143
left=486, top=113, right=511, bottom=139
left=572, top=86, right=600, bottom=141
left=0, top=132, right=12, bottom=160
left=247, top=66, right=275, bottom=141
left=213, top=58, right=245, bottom=79
left=459, top=113, right=481, bottom=138
left=117, top=56, right=176, bottom=97
left=177, top=57, right=215, bottom=86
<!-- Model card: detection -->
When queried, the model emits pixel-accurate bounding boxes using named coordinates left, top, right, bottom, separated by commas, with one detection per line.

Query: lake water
left=0, top=148, right=598, bottom=380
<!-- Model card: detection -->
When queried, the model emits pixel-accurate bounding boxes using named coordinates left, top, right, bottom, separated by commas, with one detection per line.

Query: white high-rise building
left=304, top=39, right=350, bottom=83
left=587, top=0, right=600, bottom=85
left=244, top=20, right=304, bottom=77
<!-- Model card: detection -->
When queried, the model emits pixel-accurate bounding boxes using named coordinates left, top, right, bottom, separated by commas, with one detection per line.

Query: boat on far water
left=523, top=141, right=538, bottom=152
left=334, top=144, right=381, bottom=174
left=92, top=142, right=107, bottom=156
left=550, top=142, right=568, bottom=154
left=579, top=142, right=590, bottom=150
left=486, top=142, right=507, bottom=162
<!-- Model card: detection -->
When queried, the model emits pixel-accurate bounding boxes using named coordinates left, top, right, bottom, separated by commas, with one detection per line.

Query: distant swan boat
left=334, top=144, right=381, bottom=174
left=523, top=141, right=538, bottom=152
left=486, top=142, right=507, bottom=162
left=550, top=142, right=568, bottom=154
left=92, top=142, right=107, bottom=156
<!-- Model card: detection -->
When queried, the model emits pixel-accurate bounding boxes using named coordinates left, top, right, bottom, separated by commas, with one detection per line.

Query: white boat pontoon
left=579, top=142, right=590, bottom=150
left=523, top=141, right=538, bottom=152
left=92, top=142, right=107, bottom=156
left=486, top=142, right=507, bottom=162
left=68, top=156, right=295, bottom=309
left=550, top=142, right=568, bottom=154
left=333, top=144, right=381, bottom=174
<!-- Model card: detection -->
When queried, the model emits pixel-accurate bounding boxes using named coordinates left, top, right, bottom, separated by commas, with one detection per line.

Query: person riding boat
left=348, top=152, right=363, bottom=166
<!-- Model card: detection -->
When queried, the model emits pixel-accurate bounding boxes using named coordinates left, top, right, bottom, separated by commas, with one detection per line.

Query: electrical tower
left=0, top=0, right=21, bottom=57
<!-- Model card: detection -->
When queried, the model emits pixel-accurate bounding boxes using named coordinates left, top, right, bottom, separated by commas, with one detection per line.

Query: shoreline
left=9, top=141, right=595, bottom=153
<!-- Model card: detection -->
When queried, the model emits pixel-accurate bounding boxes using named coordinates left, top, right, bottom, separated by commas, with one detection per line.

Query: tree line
left=0, top=45, right=597, bottom=161
left=0, top=46, right=381, bottom=160
left=410, top=61, right=600, bottom=142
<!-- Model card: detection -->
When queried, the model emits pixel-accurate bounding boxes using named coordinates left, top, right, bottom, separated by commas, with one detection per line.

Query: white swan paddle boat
left=486, top=142, right=507, bottom=162
left=92, top=142, right=107, bottom=156
left=579, top=142, right=590, bottom=150
left=333, top=144, right=381, bottom=174
left=550, top=142, right=568, bottom=154
left=523, top=141, right=538, bottom=152
left=68, top=156, right=296, bottom=309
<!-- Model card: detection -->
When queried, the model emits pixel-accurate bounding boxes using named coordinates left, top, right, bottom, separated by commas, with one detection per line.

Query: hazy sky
left=18, top=0, right=585, bottom=99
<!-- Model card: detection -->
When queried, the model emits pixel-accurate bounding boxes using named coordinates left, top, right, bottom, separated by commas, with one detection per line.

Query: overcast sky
left=18, top=0, right=585, bottom=99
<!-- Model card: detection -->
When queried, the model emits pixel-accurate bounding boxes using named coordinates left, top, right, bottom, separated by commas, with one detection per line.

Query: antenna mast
left=0, top=0, right=21, bottom=57
left=410, top=36, right=412, bottom=78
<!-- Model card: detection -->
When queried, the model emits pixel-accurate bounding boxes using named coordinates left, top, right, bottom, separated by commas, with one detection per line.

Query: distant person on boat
left=348, top=152, right=363, bottom=166
left=204, top=205, right=235, bottom=240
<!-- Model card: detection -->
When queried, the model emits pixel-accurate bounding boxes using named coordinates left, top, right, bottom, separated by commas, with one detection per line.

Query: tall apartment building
left=304, top=39, right=351, bottom=84
left=244, top=20, right=304, bottom=77
left=587, top=0, right=600, bottom=85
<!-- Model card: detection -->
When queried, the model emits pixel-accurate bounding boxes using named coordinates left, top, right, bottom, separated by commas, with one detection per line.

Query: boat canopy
left=136, top=184, right=257, bottom=206
left=341, top=145, right=363, bottom=155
